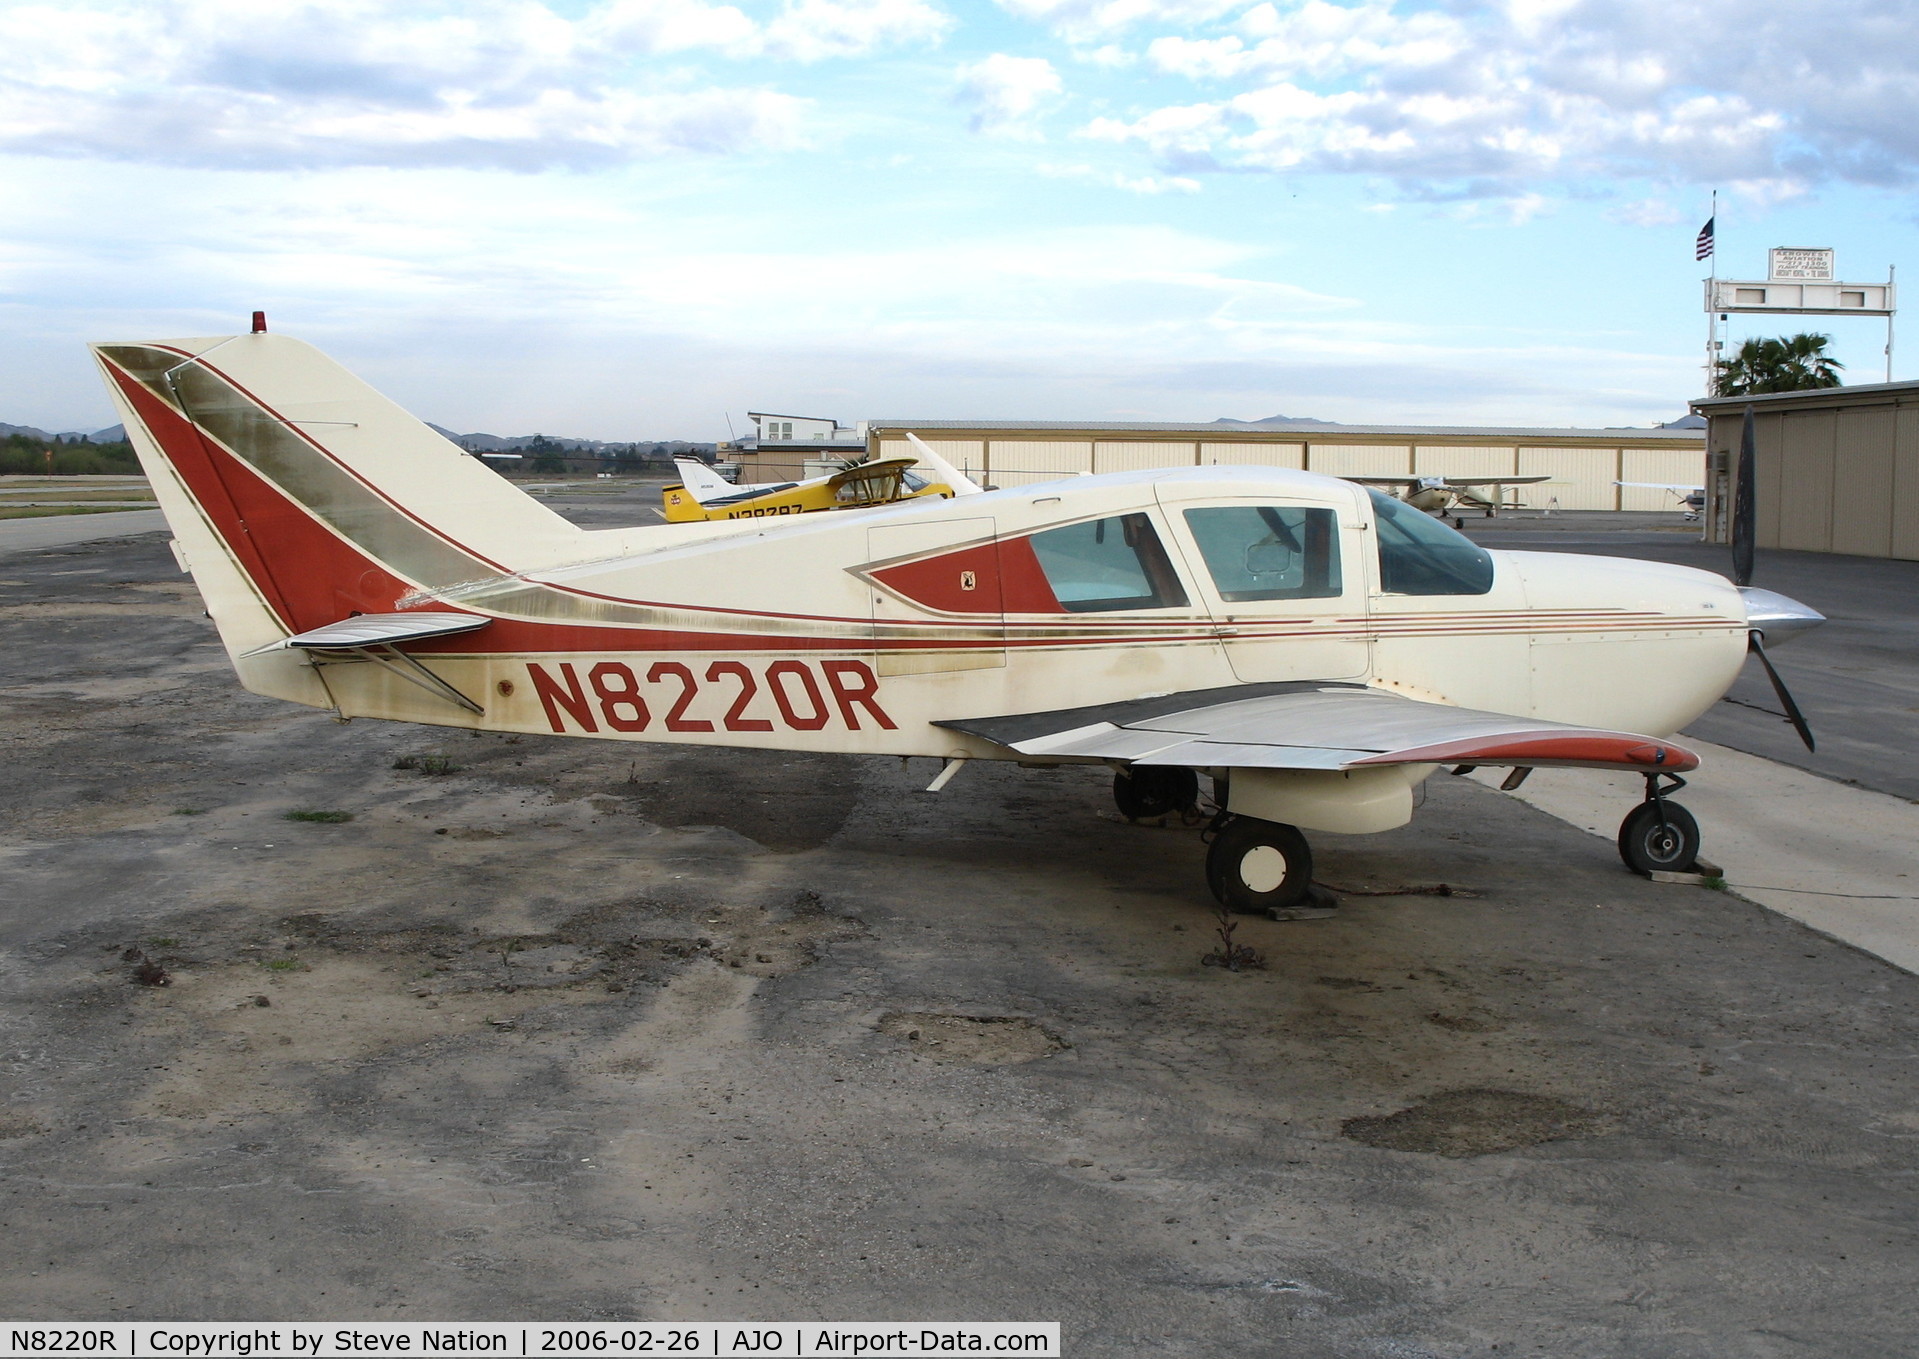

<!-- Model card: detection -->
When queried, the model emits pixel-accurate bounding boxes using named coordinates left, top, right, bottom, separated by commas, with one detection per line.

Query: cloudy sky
left=2, top=0, right=1912, bottom=438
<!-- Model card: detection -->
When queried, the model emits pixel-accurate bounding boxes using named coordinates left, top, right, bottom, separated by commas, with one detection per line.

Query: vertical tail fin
left=673, top=456, right=747, bottom=504
left=905, top=433, right=983, bottom=496
left=92, top=332, right=589, bottom=697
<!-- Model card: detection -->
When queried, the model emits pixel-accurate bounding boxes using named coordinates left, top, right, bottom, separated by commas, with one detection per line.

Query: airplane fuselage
left=245, top=470, right=1748, bottom=763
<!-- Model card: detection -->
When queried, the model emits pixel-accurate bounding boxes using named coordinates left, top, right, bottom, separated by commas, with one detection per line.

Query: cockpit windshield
left=1367, top=488, right=1495, bottom=595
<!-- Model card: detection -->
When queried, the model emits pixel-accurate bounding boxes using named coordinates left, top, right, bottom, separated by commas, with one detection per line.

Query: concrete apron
left=0, top=508, right=165, bottom=555
left=1473, top=740, right=1919, bottom=974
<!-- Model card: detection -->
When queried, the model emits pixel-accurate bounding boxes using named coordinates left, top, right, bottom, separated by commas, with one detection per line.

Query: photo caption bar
left=0, top=1324, right=1060, bottom=1358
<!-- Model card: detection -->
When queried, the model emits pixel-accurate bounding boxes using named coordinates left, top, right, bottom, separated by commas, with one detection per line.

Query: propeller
left=1732, top=405, right=1756, bottom=588
left=1731, top=402, right=1817, bottom=751
left=1748, top=631, right=1816, bottom=751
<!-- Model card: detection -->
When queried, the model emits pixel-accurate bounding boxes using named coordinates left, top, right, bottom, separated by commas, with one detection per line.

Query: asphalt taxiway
left=1, top=489, right=1915, bottom=1354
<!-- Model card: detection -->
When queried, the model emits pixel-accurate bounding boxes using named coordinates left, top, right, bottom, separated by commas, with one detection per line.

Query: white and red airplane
left=92, top=327, right=1823, bottom=914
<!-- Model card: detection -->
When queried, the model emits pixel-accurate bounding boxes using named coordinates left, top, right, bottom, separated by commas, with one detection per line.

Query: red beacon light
left=251, top=311, right=267, bottom=334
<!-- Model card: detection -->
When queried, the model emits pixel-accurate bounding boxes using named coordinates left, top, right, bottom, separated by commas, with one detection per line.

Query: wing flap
left=940, top=683, right=1698, bottom=773
left=1134, top=741, right=1371, bottom=770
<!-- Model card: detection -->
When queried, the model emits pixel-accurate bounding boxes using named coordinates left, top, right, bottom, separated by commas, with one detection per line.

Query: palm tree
left=1713, top=333, right=1844, bottom=396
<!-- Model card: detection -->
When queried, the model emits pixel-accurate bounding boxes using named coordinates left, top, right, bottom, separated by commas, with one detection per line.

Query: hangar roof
left=1693, top=379, right=1919, bottom=413
left=867, top=418, right=1702, bottom=444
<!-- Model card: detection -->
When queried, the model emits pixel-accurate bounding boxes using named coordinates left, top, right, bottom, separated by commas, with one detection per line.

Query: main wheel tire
left=1206, top=816, right=1314, bottom=914
left=1114, top=766, right=1198, bottom=820
left=1617, top=801, right=1701, bottom=876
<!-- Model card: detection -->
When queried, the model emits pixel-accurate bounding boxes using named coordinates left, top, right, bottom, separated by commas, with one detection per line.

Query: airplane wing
left=1344, top=476, right=1422, bottom=485
left=937, top=683, right=1697, bottom=773
left=1442, top=476, right=1552, bottom=486
left=1616, top=481, right=1705, bottom=493
left=824, top=457, right=917, bottom=489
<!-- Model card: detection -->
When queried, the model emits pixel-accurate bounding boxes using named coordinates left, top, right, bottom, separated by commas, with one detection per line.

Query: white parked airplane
left=1350, top=473, right=1554, bottom=522
left=1618, top=481, right=1707, bottom=521
left=92, top=329, right=1822, bottom=914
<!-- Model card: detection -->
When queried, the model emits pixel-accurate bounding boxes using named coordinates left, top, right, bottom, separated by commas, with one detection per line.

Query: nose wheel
left=1617, top=774, right=1701, bottom=876
left=1205, top=815, right=1314, bottom=913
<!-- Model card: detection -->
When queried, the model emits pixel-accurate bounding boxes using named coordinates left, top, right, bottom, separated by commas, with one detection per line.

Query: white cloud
left=0, top=0, right=947, bottom=169
left=1077, top=43, right=1136, bottom=68
left=994, top=0, right=1240, bottom=44
left=590, top=0, right=762, bottom=56
left=1037, top=161, right=1200, bottom=192
left=954, top=53, right=1063, bottom=136
left=1607, top=197, right=1684, bottom=227
left=1029, top=0, right=1919, bottom=202
left=760, top=0, right=954, bottom=59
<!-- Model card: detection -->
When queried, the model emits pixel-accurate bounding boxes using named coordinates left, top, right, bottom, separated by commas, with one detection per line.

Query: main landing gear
left=1112, top=766, right=1198, bottom=821
left=1204, top=815, right=1314, bottom=914
left=1617, top=773, right=1701, bottom=876
left=1111, top=770, right=1317, bottom=913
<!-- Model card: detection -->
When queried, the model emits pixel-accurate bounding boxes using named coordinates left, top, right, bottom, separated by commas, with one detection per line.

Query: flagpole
left=1704, top=188, right=1718, bottom=395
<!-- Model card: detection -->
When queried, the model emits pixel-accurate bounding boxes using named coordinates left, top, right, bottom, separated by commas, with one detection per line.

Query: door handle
left=1214, top=626, right=1241, bottom=637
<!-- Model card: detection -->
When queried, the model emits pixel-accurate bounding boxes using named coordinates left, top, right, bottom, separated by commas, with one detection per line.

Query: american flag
left=1695, top=217, right=1715, bottom=262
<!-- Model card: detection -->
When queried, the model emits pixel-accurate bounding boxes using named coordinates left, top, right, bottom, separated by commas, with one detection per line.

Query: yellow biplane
left=662, top=446, right=967, bottom=522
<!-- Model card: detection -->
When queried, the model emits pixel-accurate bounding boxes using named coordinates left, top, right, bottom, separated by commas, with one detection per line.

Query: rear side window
left=1367, top=488, right=1495, bottom=595
left=1183, top=506, right=1342, bottom=602
left=1026, top=513, right=1189, bottom=612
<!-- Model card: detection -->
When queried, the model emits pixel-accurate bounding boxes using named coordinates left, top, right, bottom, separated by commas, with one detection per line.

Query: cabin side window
left=1366, top=488, right=1495, bottom=595
left=1026, top=513, right=1189, bottom=612
left=1182, top=505, right=1342, bottom=602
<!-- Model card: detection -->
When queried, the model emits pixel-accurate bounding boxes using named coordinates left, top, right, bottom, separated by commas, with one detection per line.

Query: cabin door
left=1155, top=487, right=1370, bottom=684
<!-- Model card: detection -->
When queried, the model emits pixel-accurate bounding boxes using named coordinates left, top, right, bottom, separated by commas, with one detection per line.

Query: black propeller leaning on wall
left=1734, top=402, right=1817, bottom=752
left=1733, top=404, right=1757, bottom=589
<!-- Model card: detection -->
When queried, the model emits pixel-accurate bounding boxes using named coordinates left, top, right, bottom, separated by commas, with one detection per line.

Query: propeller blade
left=1748, top=630, right=1815, bottom=752
left=1732, top=404, right=1757, bottom=587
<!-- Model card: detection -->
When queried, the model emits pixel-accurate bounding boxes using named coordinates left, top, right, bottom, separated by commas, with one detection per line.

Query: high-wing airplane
left=1351, top=474, right=1554, bottom=524
left=92, top=328, right=1824, bottom=915
left=1618, top=481, right=1707, bottom=521
left=662, top=447, right=969, bottom=522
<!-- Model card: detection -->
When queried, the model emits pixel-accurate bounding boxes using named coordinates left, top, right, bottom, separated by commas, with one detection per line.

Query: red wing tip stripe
left=1350, top=733, right=1699, bottom=772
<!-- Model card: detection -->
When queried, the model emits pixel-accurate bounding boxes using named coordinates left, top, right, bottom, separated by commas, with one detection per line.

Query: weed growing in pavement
left=393, top=754, right=461, bottom=775
left=1200, top=902, right=1267, bottom=972
left=261, top=958, right=303, bottom=972
left=171, top=807, right=205, bottom=816
left=127, top=952, right=170, bottom=987
left=283, top=809, right=354, bottom=823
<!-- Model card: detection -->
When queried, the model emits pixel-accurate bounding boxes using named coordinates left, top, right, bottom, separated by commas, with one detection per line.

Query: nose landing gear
left=1618, top=773, right=1701, bottom=876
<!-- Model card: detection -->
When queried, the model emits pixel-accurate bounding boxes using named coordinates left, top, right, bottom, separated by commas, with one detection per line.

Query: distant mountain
left=1211, top=414, right=1342, bottom=427
left=426, top=424, right=715, bottom=456
left=1, top=422, right=125, bottom=442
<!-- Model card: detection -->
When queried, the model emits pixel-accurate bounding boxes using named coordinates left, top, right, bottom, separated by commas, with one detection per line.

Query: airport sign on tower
left=1706, top=248, right=1894, bottom=317
left=1769, top=248, right=1834, bottom=281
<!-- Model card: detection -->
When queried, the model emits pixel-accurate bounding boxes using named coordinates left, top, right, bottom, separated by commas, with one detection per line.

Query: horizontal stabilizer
left=279, top=612, right=490, bottom=651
